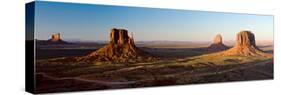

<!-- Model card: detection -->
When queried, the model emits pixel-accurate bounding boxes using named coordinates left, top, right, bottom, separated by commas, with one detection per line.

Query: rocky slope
left=77, top=28, right=154, bottom=63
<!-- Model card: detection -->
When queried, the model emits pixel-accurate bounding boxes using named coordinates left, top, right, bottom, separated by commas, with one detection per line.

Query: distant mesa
left=213, top=34, right=223, bottom=44
left=49, top=33, right=62, bottom=42
left=36, top=33, right=70, bottom=45
left=46, top=33, right=68, bottom=43
left=77, top=28, right=154, bottom=63
left=35, top=33, right=68, bottom=45
left=220, top=30, right=271, bottom=57
left=208, top=34, right=228, bottom=51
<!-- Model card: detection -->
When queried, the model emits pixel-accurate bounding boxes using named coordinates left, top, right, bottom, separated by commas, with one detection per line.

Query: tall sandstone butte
left=220, top=30, right=271, bottom=57
left=51, top=33, right=61, bottom=41
left=45, top=33, right=68, bottom=44
left=79, top=28, right=153, bottom=63
left=208, top=34, right=228, bottom=51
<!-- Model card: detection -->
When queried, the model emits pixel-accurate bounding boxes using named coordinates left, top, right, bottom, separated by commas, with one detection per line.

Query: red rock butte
left=220, top=30, right=271, bottom=57
left=208, top=34, right=228, bottom=51
left=50, top=33, right=62, bottom=42
left=45, top=33, right=68, bottom=44
left=78, top=28, right=154, bottom=63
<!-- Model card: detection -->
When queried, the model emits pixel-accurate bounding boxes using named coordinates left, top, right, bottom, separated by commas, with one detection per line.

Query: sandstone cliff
left=220, top=30, right=271, bottom=57
left=46, top=33, right=68, bottom=44
left=208, top=34, right=228, bottom=51
left=78, top=28, right=154, bottom=63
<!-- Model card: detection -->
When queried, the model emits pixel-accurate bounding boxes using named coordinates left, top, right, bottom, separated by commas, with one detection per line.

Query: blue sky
left=34, top=1, right=273, bottom=42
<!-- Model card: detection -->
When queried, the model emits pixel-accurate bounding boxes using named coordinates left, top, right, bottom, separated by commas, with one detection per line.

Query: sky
left=34, top=1, right=273, bottom=42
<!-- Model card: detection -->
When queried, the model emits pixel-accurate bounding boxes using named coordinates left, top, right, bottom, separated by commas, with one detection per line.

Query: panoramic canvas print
left=26, top=1, right=274, bottom=93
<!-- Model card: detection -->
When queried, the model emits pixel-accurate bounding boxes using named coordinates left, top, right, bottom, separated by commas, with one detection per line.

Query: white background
left=0, top=0, right=280, bottom=95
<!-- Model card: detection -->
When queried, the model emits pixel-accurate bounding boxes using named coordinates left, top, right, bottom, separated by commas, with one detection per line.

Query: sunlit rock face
left=208, top=34, right=228, bottom=51
left=44, top=33, right=68, bottom=44
left=78, top=28, right=154, bottom=63
left=50, top=33, right=61, bottom=42
left=220, top=30, right=271, bottom=57
left=235, top=31, right=256, bottom=48
left=213, top=34, right=223, bottom=44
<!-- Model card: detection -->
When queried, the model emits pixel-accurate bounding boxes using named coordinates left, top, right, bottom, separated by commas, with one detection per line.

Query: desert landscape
left=35, top=28, right=273, bottom=93
left=29, top=2, right=273, bottom=93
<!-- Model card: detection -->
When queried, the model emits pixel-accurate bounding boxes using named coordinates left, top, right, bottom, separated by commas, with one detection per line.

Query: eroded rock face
left=213, top=34, right=222, bottom=44
left=221, top=30, right=271, bottom=57
left=110, top=28, right=129, bottom=44
left=45, top=33, right=68, bottom=44
left=50, top=33, right=61, bottom=42
left=208, top=34, right=228, bottom=51
left=235, top=31, right=256, bottom=48
left=78, top=28, right=154, bottom=63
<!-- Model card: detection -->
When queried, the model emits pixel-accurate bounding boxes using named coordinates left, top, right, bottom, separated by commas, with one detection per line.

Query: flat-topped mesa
left=50, top=33, right=61, bottom=42
left=44, top=33, right=68, bottom=44
left=208, top=34, right=228, bottom=51
left=220, top=30, right=271, bottom=57
left=235, top=31, right=256, bottom=48
left=78, top=28, right=153, bottom=63
left=109, top=28, right=136, bottom=47
left=110, top=28, right=130, bottom=45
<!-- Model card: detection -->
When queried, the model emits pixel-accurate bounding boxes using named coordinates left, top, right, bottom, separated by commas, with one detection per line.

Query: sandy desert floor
left=35, top=44, right=273, bottom=93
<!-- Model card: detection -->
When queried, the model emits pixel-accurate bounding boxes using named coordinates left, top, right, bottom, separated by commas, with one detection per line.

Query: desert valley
left=35, top=28, right=273, bottom=93
left=24, top=1, right=274, bottom=94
